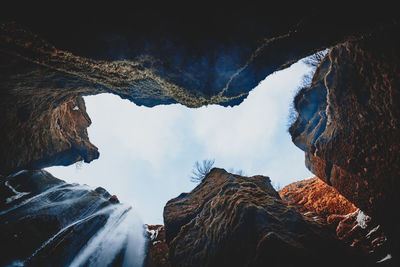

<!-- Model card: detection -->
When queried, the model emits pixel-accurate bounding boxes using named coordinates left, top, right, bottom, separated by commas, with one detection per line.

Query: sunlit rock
left=289, top=27, right=400, bottom=259
left=163, top=169, right=369, bottom=267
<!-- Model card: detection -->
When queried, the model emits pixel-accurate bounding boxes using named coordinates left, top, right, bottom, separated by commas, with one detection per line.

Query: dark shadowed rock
left=0, top=6, right=398, bottom=175
left=0, top=4, right=399, bottom=266
left=109, top=194, right=120, bottom=204
left=0, top=170, right=135, bottom=266
left=280, top=177, right=390, bottom=264
left=164, top=168, right=371, bottom=267
left=289, top=27, right=400, bottom=262
left=145, top=225, right=171, bottom=267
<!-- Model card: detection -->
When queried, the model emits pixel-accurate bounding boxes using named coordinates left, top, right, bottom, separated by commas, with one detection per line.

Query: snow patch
left=147, top=229, right=157, bottom=240
left=146, top=225, right=162, bottom=241
left=376, top=254, right=392, bottom=263
left=356, top=210, right=370, bottom=229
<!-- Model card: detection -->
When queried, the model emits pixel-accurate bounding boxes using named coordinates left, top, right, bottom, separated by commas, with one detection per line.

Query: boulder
left=164, top=168, right=370, bottom=267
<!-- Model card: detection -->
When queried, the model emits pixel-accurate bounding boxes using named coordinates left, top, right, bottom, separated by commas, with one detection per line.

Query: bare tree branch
left=190, top=159, right=215, bottom=183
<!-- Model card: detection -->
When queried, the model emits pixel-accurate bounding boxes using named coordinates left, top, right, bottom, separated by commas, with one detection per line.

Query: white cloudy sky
left=47, top=59, right=313, bottom=224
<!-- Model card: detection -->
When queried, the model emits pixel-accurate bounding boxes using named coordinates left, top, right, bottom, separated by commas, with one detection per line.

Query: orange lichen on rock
left=279, top=176, right=357, bottom=220
left=280, top=177, right=389, bottom=263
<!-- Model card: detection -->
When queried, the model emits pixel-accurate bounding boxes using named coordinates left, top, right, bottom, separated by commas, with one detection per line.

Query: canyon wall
left=163, top=168, right=370, bottom=267
left=145, top=225, right=171, bottom=267
left=0, top=170, right=145, bottom=266
left=289, top=27, right=400, bottom=257
left=0, top=5, right=399, bottom=266
left=0, top=8, right=396, bottom=175
left=279, top=177, right=389, bottom=263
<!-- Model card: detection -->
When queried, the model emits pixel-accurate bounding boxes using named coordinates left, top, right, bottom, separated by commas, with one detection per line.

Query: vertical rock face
left=164, top=168, right=370, bottom=267
left=279, top=177, right=390, bottom=264
left=0, top=86, right=99, bottom=175
left=0, top=170, right=145, bottom=266
left=145, top=225, right=171, bottom=267
left=290, top=28, right=400, bottom=257
left=1, top=12, right=397, bottom=175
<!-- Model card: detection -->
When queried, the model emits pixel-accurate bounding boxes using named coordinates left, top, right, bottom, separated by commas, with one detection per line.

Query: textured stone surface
left=0, top=170, right=125, bottom=266
left=289, top=27, right=400, bottom=260
left=279, top=177, right=357, bottom=220
left=0, top=5, right=399, bottom=265
left=0, top=8, right=397, bottom=175
left=280, top=177, right=390, bottom=264
left=164, top=168, right=370, bottom=267
left=145, top=225, right=171, bottom=267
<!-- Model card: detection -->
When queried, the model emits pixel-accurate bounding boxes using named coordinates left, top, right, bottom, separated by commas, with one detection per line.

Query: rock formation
left=0, top=170, right=144, bottom=266
left=145, top=225, right=171, bottom=267
left=164, top=168, right=371, bottom=267
left=279, top=177, right=357, bottom=220
left=289, top=26, right=400, bottom=260
left=1, top=6, right=398, bottom=175
left=279, top=177, right=390, bottom=264
left=0, top=4, right=399, bottom=266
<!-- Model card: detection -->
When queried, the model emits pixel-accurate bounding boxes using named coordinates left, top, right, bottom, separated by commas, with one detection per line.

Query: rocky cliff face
left=279, top=177, right=390, bottom=264
left=164, top=168, right=370, bottom=267
left=279, top=177, right=357, bottom=220
left=145, top=225, right=171, bottom=267
left=289, top=27, right=400, bottom=259
left=0, top=170, right=145, bottom=266
left=1, top=8, right=397, bottom=175
left=1, top=4, right=399, bottom=266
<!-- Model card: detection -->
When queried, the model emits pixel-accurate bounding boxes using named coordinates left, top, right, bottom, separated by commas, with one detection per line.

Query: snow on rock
left=146, top=225, right=162, bottom=241
left=5, top=181, right=30, bottom=203
left=280, top=178, right=389, bottom=263
left=376, top=254, right=392, bottom=263
left=349, top=209, right=371, bottom=232
left=7, top=170, right=28, bottom=179
left=356, top=209, right=370, bottom=229
left=366, top=225, right=380, bottom=239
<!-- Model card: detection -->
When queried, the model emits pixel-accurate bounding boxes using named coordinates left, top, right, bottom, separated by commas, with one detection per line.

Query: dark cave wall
left=163, top=169, right=370, bottom=267
left=0, top=3, right=399, bottom=256
left=0, top=4, right=399, bottom=266
left=1, top=9, right=397, bottom=175
left=290, top=28, right=400, bottom=254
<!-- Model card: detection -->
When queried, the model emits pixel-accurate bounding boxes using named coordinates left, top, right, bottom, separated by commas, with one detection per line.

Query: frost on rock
left=366, top=225, right=380, bottom=239
left=5, top=181, right=30, bottom=204
left=146, top=225, right=163, bottom=241
left=356, top=210, right=370, bottom=229
left=7, top=170, right=28, bottom=179
left=376, top=254, right=392, bottom=263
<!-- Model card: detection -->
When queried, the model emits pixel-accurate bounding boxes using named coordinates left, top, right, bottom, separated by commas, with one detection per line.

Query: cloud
left=84, top=96, right=187, bottom=169
left=189, top=61, right=310, bottom=171
left=47, top=60, right=313, bottom=224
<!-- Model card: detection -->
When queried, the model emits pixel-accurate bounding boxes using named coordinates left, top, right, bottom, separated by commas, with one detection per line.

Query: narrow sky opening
left=47, top=59, right=313, bottom=224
